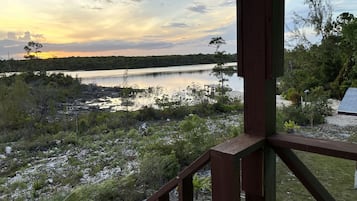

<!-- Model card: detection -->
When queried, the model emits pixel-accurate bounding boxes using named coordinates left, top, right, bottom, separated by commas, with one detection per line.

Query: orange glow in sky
left=0, top=0, right=237, bottom=59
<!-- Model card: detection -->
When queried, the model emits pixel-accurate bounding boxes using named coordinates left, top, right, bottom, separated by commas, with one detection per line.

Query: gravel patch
left=325, top=99, right=357, bottom=127
left=326, top=114, right=357, bottom=127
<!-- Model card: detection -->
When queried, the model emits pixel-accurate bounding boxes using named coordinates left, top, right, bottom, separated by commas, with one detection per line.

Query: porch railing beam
left=268, top=134, right=357, bottom=161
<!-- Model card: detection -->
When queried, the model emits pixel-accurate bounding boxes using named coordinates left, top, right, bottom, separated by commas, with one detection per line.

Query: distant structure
left=338, top=87, right=357, bottom=115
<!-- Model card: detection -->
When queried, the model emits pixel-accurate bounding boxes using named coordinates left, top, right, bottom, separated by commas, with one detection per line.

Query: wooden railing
left=147, top=134, right=265, bottom=201
left=148, top=1, right=357, bottom=200
left=147, top=133, right=357, bottom=201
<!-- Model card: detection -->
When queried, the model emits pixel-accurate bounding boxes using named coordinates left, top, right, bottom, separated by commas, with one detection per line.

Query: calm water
left=51, top=63, right=244, bottom=111
left=54, top=63, right=243, bottom=91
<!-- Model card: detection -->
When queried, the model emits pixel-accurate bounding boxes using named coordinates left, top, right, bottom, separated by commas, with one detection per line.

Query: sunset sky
left=1, top=0, right=356, bottom=59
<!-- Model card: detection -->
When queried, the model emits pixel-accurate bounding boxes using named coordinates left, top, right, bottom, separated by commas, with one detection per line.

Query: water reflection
left=54, top=63, right=244, bottom=111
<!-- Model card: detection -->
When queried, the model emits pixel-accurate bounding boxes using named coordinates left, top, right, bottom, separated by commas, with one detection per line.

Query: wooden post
left=210, top=134, right=265, bottom=201
left=238, top=0, right=284, bottom=200
left=178, top=176, right=193, bottom=201
left=158, top=193, right=169, bottom=201
left=211, top=151, right=241, bottom=201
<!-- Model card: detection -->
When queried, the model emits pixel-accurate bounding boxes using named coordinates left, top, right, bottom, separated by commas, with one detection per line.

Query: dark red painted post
left=211, top=151, right=241, bottom=201
left=158, top=193, right=169, bottom=201
left=238, top=0, right=284, bottom=200
left=178, top=176, right=193, bottom=201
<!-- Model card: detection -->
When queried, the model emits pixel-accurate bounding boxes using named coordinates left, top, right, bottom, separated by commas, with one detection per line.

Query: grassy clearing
left=277, top=150, right=357, bottom=201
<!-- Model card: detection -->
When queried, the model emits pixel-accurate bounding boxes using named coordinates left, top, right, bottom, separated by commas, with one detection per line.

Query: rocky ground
left=304, top=100, right=357, bottom=143
left=0, top=114, right=241, bottom=200
left=0, top=135, right=135, bottom=200
left=297, top=99, right=357, bottom=141
left=0, top=99, right=356, bottom=200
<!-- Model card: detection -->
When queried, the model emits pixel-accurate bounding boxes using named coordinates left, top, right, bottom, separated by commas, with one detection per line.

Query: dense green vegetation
left=1, top=72, right=355, bottom=200
left=276, top=12, right=357, bottom=126
left=0, top=73, right=82, bottom=140
left=280, top=12, right=357, bottom=100
left=0, top=53, right=237, bottom=72
left=0, top=72, right=242, bottom=137
left=0, top=73, right=243, bottom=200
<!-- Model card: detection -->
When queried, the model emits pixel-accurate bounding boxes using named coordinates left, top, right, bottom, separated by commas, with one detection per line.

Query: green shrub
left=85, top=124, right=108, bottom=136
left=276, top=108, right=285, bottom=132
left=135, top=106, right=160, bottom=121
left=179, top=114, right=206, bottom=132
left=193, top=174, right=211, bottom=198
left=63, top=176, right=145, bottom=201
left=32, top=174, right=48, bottom=198
left=10, top=181, right=28, bottom=191
left=78, top=118, right=89, bottom=134
left=282, top=98, right=331, bottom=127
left=21, top=134, right=59, bottom=152
left=348, top=133, right=357, bottom=143
left=283, top=120, right=300, bottom=133
left=283, top=88, right=301, bottom=105
left=62, top=132, right=78, bottom=145
left=226, top=125, right=242, bottom=138
left=68, top=156, right=81, bottom=166
left=139, top=152, right=180, bottom=189
left=33, top=178, right=46, bottom=191
left=281, top=105, right=309, bottom=126
left=58, top=171, right=83, bottom=186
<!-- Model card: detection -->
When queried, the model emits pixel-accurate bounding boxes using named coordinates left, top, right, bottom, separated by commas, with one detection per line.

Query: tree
left=209, top=36, right=226, bottom=53
left=289, top=0, right=333, bottom=45
left=331, top=12, right=355, bottom=34
left=209, top=37, right=235, bottom=99
left=282, top=11, right=357, bottom=99
left=333, top=15, right=357, bottom=95
left=24, top=41, right=43, bottom=59
left=24, top=41, right=45, bottom=74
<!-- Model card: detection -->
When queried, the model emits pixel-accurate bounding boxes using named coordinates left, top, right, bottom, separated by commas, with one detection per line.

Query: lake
left=51, top=63, right=244, bottom=111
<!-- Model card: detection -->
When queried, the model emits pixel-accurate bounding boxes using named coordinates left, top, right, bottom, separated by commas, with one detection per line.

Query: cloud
left=7, top=32, right=17, bottom=40
left=5, top=31, right=45, bottom=42
left=187, top=3, right=207, bottom=13
left=93, top=0, right=114, bottom=3
left=81, top=0, right=116, bottom=10
left=31, top=34, right=45, bottom=41
left=18, top=32, right=31, bottom=41
left=203, top=21, right=236, bottom=41
left=162, top=22, right=189, bottom=28
left=85, top=6, right=104, bottom=10
left=46, top=40, right=174, bottom=52
left=0, top=39, right=27, bottom=59
left=220, top=22, right=237, bottom=41
left=220, top=0, right=235, bottom=7
left=0, top=38, right=174, bottom=59
left=332, top=0, right=357, bottom=14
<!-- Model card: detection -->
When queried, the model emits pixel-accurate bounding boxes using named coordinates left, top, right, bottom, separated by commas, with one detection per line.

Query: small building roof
left=338, top=87, right=357, bottom=115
